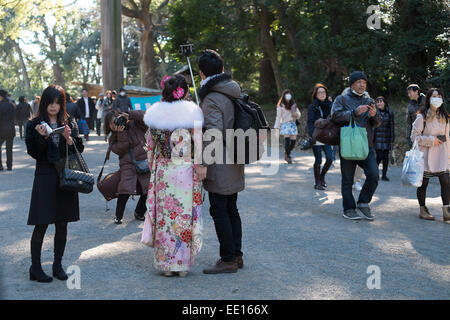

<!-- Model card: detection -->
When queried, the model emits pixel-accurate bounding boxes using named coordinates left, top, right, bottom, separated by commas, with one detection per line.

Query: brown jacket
left=109, top=110, right=150, bottom=195
left=199, top=73, right=245, bottom=195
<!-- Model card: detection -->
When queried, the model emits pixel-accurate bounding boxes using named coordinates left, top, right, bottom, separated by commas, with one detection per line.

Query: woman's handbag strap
left=98, top=146, right=112, bottom=183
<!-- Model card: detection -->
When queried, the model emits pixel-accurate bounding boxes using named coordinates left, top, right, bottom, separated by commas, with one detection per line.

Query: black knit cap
left=349, top=71, right=368, bottom=86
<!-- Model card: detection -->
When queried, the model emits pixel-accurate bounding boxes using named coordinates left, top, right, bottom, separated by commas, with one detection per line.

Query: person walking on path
left=143, top=75, right=204, bottom=277
left=0, top=89, right=16, bottom=171
left=331, top=71, right=382, bottom=221
left=95, top=93, right=105, bottom=136
left=197, top=50, right=245, bottom=274
left=25, top=85, right=84, bottom=283
left=76, top=89, right=96, bottom=141
left=31, top=96, right=40, bottom=117
left=406, top=84, right=426, bottom=148
left=307, top=83, right=333, bottom=190
left=104, top=109, right=149, bottom=225
left=410, top=88, right=450, bottom=223
left=65, top=93, right=81, bottom=122
left=274, top=89, right=301, bottom=164
left=15, top=96, right=32, bottom=140
left=374, top=96, right=395, bottom=181
left=112, top=88, right=133, bottom=113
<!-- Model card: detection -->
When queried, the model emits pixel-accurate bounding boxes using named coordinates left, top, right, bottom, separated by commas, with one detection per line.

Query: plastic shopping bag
left=401, top=140, right=424, bottom=187
left=141, top=211, right=154, bottom=247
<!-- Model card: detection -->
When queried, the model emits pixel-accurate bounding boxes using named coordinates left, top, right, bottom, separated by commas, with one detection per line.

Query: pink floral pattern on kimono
left=143, top=128, right=203, bottom=272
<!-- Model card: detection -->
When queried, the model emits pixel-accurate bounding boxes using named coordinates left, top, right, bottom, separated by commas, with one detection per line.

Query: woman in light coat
left=411, top=88, right=450, bottom=223
left=274, top=89, right=301, bottom=164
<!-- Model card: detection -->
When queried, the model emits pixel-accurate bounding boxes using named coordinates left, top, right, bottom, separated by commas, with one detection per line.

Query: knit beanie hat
left=349, top=71, right=368, bottom=86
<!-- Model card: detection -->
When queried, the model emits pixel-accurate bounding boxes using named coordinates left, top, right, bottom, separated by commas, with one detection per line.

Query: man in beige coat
left=197, top=50, right=245, bottom=274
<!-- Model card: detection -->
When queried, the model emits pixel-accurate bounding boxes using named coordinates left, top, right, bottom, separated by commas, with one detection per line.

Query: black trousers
left=115, top=194, right=148, bottom=220
left=31, top=222, right=68, bottom=267
left=208, top=192, right=243, bottom=262
left=376, top=149, right=390, bottom=177
left=95, top=119, right=102, bottom=136
left=0, top=136, right=13, bottom=169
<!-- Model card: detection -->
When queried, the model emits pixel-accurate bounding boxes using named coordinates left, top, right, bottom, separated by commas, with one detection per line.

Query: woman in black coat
left=307, top=83, right=333, bottom=190
left=25, top=85, right=84, bottom=283
left=373, top=96, right=395, bottom=181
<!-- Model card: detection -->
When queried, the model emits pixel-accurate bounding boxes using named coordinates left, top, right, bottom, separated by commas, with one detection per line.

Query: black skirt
left=27, top=161, right=80, bottom=225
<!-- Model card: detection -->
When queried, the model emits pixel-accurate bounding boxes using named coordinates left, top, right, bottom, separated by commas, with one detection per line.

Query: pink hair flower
left=160, top=75, right=171, bottom=90
left=173, top=86, right=185, bottom=99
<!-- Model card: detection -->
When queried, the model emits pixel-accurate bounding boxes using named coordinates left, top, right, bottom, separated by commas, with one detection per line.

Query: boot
left=203, top=259, right=238, bottom=274
left=52, top=262, right=68, bottom=281
left=30, top=240, right=52, bottom=283
left=284, top=138, right=292, bottom=164
left=314, top=164, right=325, bottom=190
left=29, top=265, right=53, bottom=283
left=319, top=161, right=332, bottom=188
left=443, top=205, right=450, bottom=224
left=419, top=206, right=435, bottom=221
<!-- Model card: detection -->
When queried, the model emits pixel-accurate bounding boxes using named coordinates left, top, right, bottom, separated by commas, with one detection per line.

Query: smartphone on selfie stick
left=179, top=43, right=200, bottom=105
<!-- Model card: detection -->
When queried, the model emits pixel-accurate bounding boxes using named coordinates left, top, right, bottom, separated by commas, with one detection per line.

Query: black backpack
left=213, top=92, right=270, bottom=164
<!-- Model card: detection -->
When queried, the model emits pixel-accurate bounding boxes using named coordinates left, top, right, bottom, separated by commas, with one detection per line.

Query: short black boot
left=30, top=239, right=52, bottom=283
left=314, top=164, right=325, bottom=190
left=320, top=160, right=332, bottom=188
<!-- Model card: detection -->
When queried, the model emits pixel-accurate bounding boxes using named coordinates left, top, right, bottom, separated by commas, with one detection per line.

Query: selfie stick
left=187, top=56, right=199, bottom=105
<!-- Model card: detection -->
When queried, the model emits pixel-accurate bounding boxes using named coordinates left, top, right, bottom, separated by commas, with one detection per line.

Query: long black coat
left=0, top=99, right=16, bottom=139
left=307, top=99, right=332, bottom=137
left=374, top=108, right=395, bottom=151
left=26, top=117, right=84, bottom=225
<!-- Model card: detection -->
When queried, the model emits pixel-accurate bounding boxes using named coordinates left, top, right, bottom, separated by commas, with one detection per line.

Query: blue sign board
left=130, top=96, right=162, bottom=111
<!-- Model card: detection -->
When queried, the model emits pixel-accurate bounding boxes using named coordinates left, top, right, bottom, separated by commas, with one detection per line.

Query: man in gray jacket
left=405, top=84, right=425, bottom=148
left=331, top=71, right=382, bottom=221
left=197, top=50, right=245, bottom=274
left=112, top=88, right=133, bottom=113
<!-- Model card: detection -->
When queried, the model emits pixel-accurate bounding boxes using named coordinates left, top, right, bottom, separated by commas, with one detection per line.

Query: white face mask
left=120, top=92, right=126, bottom=97
left=285, top=94, right=292, bottom=101
left=430, top=97, right=443, bottom=109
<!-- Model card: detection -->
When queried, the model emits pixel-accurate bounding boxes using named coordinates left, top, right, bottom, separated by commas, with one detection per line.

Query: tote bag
left=401, top=139, right=424, bottom=187
left=340, top=117, right=369, bottom=160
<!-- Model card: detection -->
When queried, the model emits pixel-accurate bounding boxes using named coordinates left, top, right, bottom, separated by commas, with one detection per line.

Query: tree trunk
left=140, top=20, right=158, bottom=88
left=259, top=52, right=277, bottom=103
left=43, top=22, right=65, bottom=87
left=101, top=0, right=124, bottom=91
left=12, top=40, right=31, bottom=92
left=259, top=6, right=283, bottom=97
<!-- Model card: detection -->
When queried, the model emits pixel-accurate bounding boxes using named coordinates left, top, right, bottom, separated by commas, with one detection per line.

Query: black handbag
left=128, top=150, right=150, bottom=174
left=60, top=142, right=94, bottom=194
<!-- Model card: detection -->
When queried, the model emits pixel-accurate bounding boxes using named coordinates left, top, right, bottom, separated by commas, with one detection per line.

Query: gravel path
left=0, top=136, right=449, bottom=300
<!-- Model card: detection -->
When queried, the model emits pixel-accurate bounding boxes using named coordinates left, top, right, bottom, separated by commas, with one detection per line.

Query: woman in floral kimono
left=143, top=75, right=205, bottom=277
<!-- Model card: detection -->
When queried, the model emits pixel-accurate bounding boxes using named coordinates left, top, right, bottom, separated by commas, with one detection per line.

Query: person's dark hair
left=0, top=89, right=7, bottom=98
left=198, top=49, right=224, bottom=77
left=407, top=84, right=420, bottom=93
left=311, top=83, right=329, bottom=102
left=419, top=88, right=449, bottom=123
left=82, top=88, right=88, bottom=93
left=19, top=96, right=25, bottom=103
left=161, top=75, right=189, bottom=103
left=103, top=110, right=122, bottom=136
left=375, top=96, right=390, bottom=111
left=36, top=85, right=69, bottom=125
left=277, top=89, right=296, bottom=110
left=66, top=92, right=72, bottom=103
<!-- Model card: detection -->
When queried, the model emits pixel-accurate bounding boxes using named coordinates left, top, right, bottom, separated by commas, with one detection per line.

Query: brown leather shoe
left=419, top=206, right=435, bottom=221
left=203, top=259, right=238, bottom=274
left=235, top=256, right=244, bottom=269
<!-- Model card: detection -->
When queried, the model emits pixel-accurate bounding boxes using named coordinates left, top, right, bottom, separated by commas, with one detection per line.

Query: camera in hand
left=114, top=116, right=127, bottom=127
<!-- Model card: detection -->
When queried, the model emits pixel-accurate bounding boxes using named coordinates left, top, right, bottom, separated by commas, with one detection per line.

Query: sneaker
left=357, top=204, right=374, bottom=221
left=343, top=209, right=362, bottom=220
left=353, top=181, right=362, bottom=191
left=114, top=218, right=122, bottom=225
